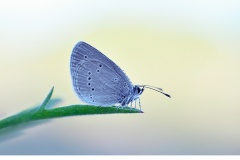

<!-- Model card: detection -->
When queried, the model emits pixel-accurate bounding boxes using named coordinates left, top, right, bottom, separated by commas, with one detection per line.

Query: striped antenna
left=138, top=85, right=171, bottom=98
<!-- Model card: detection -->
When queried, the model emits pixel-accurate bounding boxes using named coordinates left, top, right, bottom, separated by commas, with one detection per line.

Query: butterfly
left=70, top=41, right=170, bottom=109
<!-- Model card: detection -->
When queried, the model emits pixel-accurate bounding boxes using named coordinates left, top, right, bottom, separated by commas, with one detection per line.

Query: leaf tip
left=51, top=86, right=54, bottom=92
left=38, top=86, right=55, bottom=111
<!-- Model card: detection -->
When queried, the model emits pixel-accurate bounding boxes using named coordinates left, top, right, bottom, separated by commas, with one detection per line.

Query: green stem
left=0, top=87, right=142, bottom=130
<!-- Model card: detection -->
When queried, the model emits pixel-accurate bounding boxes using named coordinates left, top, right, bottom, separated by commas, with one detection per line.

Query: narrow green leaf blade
left=0, top=87, right=143, bottom=131
left=34, top=105, right=143, bottom=120
left=38, top=86, right=54, bottom=111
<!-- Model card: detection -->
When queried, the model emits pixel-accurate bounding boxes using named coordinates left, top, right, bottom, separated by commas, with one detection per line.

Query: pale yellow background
left=0, top=0, right=240, bottom=154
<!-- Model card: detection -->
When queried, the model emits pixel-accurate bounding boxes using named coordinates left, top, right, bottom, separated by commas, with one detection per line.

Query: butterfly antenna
left=139, top=85, right=171, bottom=98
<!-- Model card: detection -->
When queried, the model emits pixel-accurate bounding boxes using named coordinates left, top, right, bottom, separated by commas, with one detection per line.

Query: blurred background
left=0, top=0, right=240, bottom=155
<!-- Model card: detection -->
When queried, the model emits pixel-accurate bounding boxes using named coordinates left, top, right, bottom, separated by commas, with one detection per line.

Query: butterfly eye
left=137, top=87, right=140, bottom=93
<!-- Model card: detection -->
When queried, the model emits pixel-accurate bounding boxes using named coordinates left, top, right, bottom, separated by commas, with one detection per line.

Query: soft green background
left=0, top=0, right=240, bottom=154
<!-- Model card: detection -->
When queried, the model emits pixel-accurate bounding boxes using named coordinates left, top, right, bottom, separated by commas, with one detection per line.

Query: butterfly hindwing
left=72, top=60, right=131, bottom=106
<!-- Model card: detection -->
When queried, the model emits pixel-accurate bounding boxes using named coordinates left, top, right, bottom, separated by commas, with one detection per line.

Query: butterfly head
left=132, top=85, right=144, bottom=100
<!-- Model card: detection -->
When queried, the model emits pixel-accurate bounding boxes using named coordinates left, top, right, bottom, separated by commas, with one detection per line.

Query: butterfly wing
left=70, top=41, right=133, bottom=106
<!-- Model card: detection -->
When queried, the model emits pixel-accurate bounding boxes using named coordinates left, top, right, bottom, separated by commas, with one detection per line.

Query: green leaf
left=0, top=87, right=143, bottom=130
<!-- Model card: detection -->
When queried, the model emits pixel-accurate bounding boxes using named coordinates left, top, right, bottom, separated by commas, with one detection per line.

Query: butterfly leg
left=116, top=106, right=123, bottom=111
left=128, top=102, right=132, bottom=112
left=116, top=104, right=122, bottom=110
left=138, top=98, right=141, bottom=111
